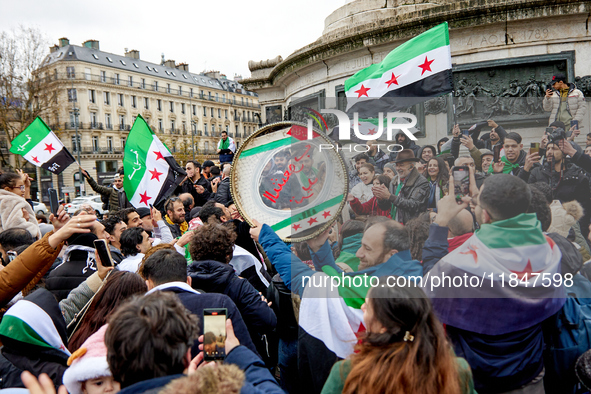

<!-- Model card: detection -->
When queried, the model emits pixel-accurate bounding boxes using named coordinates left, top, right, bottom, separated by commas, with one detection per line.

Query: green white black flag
left=9, top=117, right=76, bottom=174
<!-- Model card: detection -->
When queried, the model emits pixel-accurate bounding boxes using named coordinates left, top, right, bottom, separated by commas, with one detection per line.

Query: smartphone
left=93, top=239, right=114, bottom=267
left=571, top=120, right=579, bottom=130
left=203, top=308, right=227, bottom=361
left=462, top=129, right=470, bottom=137
left=493, top=145, right=502, bottom=163
left=48, top=188, right=59, bottom=216
left=530, top=142, right=540, bottom=154
left=452, top=166, right=470, bottom=200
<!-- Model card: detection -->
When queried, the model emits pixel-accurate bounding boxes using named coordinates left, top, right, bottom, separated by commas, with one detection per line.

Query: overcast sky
left=1, top=0, right=346, bottom=80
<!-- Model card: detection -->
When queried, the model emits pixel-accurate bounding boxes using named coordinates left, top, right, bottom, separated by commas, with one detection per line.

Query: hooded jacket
left=349, top=196, right=391, bottom=218
left=0, top=288, right=70, bottom=389
left=389, top=132, right=420, bottom=161
left=378, top=167, right=430, bottom=224
left=0, top=189, right=41, bottom=239
left=543, top=83, right=587, bottom=125
left=46, top=233, right=98, bottom=301
left=85, top=175, right=131, bottom=213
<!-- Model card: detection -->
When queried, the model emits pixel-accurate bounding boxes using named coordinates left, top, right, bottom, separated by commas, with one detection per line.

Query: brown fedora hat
left=393, top=149, right=420, bottom=163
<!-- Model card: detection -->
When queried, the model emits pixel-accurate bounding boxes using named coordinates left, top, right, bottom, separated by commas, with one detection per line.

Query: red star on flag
left=139, top=191, right=152, bottom=206
left=307, top=217, right=318, bottom=226
left=149, top=168, right=163, bottom=181
left=354, top=85, right=370, bottom=98
left=293, top=224, right=301, bottom=231
left=153, top=151, right=165, bottom=161
left=418, top=56, right=434, bottom=76
left=385, top=72, right=400, bottom=88
left=510, top=260, right=543, bottom=280
left=44, top=143, right=55, bottom=154
left=32, top=156, right=40, bottom=163
left=367, top=128, right=377, bottom=135
left=460, top=245, right=478, bottom=263
left=322, top=211, right=331, bottom=219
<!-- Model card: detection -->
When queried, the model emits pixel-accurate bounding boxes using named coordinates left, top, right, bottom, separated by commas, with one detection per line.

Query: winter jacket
left=174, top=176, right=211, bottom=207
left=0, top=189, right=41, bottom=238
left=389, top=134, right=420, bottom=160
left=378, top=167, right=429, bottom=224
left=58, top=271, right=103, bottom=325
left=0, top=289, right=70, bottom=389
left=0, top=230, right=63, bottom=308
left=266, top=274, right=299, bottom=341
left=321, top=357, right=476, bottom=394
left=350, top=181, right=373, bottom=204
left=45, top=233, right=98, bottom=301
left=109, top=244, right=124, bottom=264
left=367, top=149, right=389, bottom=172
left=187, top=260, right=277, bottom=351
left=543, top=83, right=587, bottom=125
left=85, top=175, right=131, bottom=213
left=213, top=176, right=232, bottom=205
left=147, top=282, right=259, bottom=358
left=118, top=374, right=184, bottom=394
left=472, top=124, right=507, bottom=151
left=349, top=196, right=391, bottom=218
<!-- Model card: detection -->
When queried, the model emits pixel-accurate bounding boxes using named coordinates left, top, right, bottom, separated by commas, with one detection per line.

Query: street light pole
left=189, top=95, right=195, bottom=160
left=71, top=79, right=83, bottom=196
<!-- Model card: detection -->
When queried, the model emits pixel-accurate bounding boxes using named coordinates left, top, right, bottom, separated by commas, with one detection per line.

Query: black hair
left=275, top=149, right=291, bottom=159
left=142, top=249, right=188, bottom=286
left=480, top=174, right=531, bottom=221
left=102, top=215, right=125, bottom=235
left=436, top=137, right=449, bottom=154
left=118, top=208, right=138, bottom=225
left=36, top=213, right=48, bottom=224
left=120, top=227, right=146, bottom=257
left=210, top=166, right=221, bottom=176
left=527, top=187, right=551, bottom=232
left=180, top=194, right=194, bottom=211
left=354, top=153, right=370, bottom=163
left=0, top=228, right=35, bottom=251
left=504, top=132, right=522, bottom=144
left=221, top=130, right=228, bottom=135
left=187, top=160, right=201, bottom=169
left=530, top=182, right=553, bottom=204
left=0, top=172, right=21, bottom=189
left=198, top=201, right=224, bottom=224
left=164, top=197, right=181, bottom=213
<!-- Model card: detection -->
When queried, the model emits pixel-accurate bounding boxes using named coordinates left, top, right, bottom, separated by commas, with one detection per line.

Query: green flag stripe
left=0, top=315, right=53, bottom=349
left=123, top=115, right=155, bottom=198
left=240, top=137, right=292, bottom=158
left=475, top=213, right=547, bottom=249
left=9, top=117, right=51, bottom=156
left=345, top=22, right=449, bottom=91
left=321, top=266, right=368, bottom=309
left=270, top=195, right=343, bottom=231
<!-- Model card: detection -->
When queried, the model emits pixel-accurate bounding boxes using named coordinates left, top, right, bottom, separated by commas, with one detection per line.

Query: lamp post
left=191, top=121, right=196, bottom=160
left=71, top=80, right=83, bottom=196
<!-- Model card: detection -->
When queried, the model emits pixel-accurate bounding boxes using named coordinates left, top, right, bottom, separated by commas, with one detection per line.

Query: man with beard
left=82, top=170, right=132, bottom=214
left=164, top=197, right=188, bottom=238
left=176, top=161, right=211, bottom=207
left=389, top=132, right=420, bottom=161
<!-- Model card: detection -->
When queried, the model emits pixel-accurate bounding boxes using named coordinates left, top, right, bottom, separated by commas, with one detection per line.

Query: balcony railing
left=105, top=124, right=113, bottom=130
left=118, top=124, right=130, bottom=131
left=89, top=122, right=103, bottom=130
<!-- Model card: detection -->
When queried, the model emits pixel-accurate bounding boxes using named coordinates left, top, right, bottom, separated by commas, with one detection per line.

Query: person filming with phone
left=543, top=74, right=586, bottom=130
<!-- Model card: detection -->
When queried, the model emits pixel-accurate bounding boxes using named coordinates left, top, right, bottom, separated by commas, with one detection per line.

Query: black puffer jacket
left=521, top=161, right=590, bottom=206
left=213, top=177, right=232, bottom=206
left=378, top=167, right=430, bottom=224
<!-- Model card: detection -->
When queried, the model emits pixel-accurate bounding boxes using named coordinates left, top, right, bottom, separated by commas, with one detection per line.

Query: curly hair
left=138, top=243, right=175, bottom=279
left=189, top=224, right=237, bottom=264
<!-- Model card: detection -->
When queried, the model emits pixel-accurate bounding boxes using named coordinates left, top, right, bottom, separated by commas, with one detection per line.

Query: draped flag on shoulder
left=123, top=115, right=186, bottom=210
left=9, top=117, right=75, bottom=174
left=345, top=22, right=453, bottom=117
left=424, top=213, right=566, bottom=336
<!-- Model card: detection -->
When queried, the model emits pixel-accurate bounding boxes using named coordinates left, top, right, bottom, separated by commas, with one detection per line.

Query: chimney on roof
left=58, top=37, right=70, bottom=47
left=125, top=49, right=140, bottom=59
left=83, top=40, right=99, bottom=50
left=234, top=74, right=243, bottom=81
left=177, top=63, right=189, bottom=72
left=49, top=44, right=59, bottom=53
left=164, top=59, right=176, bottom=68
left=204, top=70, right=220, bottom=79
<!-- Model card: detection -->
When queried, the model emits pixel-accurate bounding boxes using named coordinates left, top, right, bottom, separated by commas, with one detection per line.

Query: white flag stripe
left=129, top=137, right=171, bottom=207
left=345, top=45, right=452, bottom=110
left=23, top=132, right=64, bottom=165
left=275, top=203, right=341, bottom=239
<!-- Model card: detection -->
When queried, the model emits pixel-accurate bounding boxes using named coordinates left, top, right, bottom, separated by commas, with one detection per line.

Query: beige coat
left=0, top=189, right=41, bottom=238
left=543, top=85, right=587, bottom=125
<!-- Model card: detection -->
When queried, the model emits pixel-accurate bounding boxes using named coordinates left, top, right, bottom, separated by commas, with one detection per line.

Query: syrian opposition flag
left=424, top=213, right=566, bottom=336
left=123, top=115, right=186, bottom=210
left=345, top=22, right=453, bottom=117
left=9, top=117, right=76, bottom=174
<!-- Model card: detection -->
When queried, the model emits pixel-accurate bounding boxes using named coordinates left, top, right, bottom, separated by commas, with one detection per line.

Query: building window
left=144, top=97, right=149, bottom=109
left=107, top=137, right=113, bottom=152
left=182, top=121, right=186, bottom=132
left=241, top=97, right=244, bottom=105
left=226, top=125, right=229, bottom=133
left=158, top=119, right=163, bottom=131
left=203, top=106, right=207, bottom=116
left=115, top=73, right=120, bottom=85
left=192, top=105, right=196, bottom=116
left=66, top=66, right=75, bottom=78
left=218, top=109, right=221, bottom=118
left=71, top=136, right=79, bottom=152
left=121, top=138, right=126, bottom=149
left=119, top=115, right=125, bottom=127
left=167, top=83, right=171, bottom=94
left=222, top=94, right=226, bottom=103
left=171, top=120, right=175, bottom=132
left=118, top=94, right=124, bottom=106
left=157, top=99, right=162, bottom=111
left=169, top=101, right=174, bottom=113
left=128, top=76, right=133, bottom=87
left=154, top=81, right=158, bottom=91
left=212, top=124, right=215, bottom=133
left=92, top=136, right=99, bottom=152
left=67, top=88, right=77, bottom=102
left=190, top=88, right=193, bottom=98
left=100, top=71, right=106, bottom=83
left=215, top=93, right=219, bottom=102
left=178, top=85, right=182, bottom=95
left=204, top=141, right=209, bottom=151
left=225, top=109, right=228, bottom=119
left=181, top=103, right=185, bottom=114
left=105, top=114, right=112, bottom=129
left=90, top=112, right=97, bottom=126
left=235, top=125, right=238, bottom=134
left=131, top=96, right=137, bottom=108
left=204, top=124, right=208, bottom=134
left=104, top=92, right=110, bottom=105
left=85, top=68, right=91, bottom=80
left=141, top=78, right=146, bottom=89
left=200, top=90, right=204, bottom=99
left=88, top=89, right=96, bottom=103
left=211, top=108, right=214, bottom=117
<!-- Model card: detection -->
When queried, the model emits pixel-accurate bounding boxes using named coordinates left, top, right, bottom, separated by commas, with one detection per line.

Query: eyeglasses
left=13, top=185, right=25, bottom=191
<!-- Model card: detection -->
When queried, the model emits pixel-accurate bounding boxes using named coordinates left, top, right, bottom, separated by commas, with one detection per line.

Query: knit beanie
left=62, top=325, right=112, bottom=394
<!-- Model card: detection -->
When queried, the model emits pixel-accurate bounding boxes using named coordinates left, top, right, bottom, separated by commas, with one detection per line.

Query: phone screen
left=462, top=129, right=470, bottom=137
left=493, top=145, right=502, bottom=163
left=93, top=239, right=114, bottom=267
left=530, top=143, right=540, bottom=154
left=452, top=166, right=470, bottom=199
left=203, top=308, right=227, bottom=361
left=571, top=120, right=579, bottom=130
left=48, top=188, right=59, bottom=215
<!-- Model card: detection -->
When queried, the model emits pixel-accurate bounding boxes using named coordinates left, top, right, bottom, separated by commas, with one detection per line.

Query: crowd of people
left=0, top=74, right=590, bottom=393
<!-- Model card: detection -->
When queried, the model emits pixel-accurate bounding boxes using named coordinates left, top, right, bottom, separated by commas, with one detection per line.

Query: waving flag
left=9, top=117, right=75, bottom=174
left=345, top=22, right=453, bottom=117
left=424, top=213, right=565, bottom=335
left=123, top=115, right=186, bottom=210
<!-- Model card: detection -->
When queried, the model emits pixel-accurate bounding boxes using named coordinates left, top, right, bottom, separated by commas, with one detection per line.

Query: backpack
left=543, top=274, right=591, bottom=394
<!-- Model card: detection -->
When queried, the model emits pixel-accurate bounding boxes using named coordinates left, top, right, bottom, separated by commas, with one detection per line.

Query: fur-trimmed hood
left=0, top=189, right=41, bottom=239
left=160, top=364, right=244, bottom=394
left=548, top=200, right=584, bottom=238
